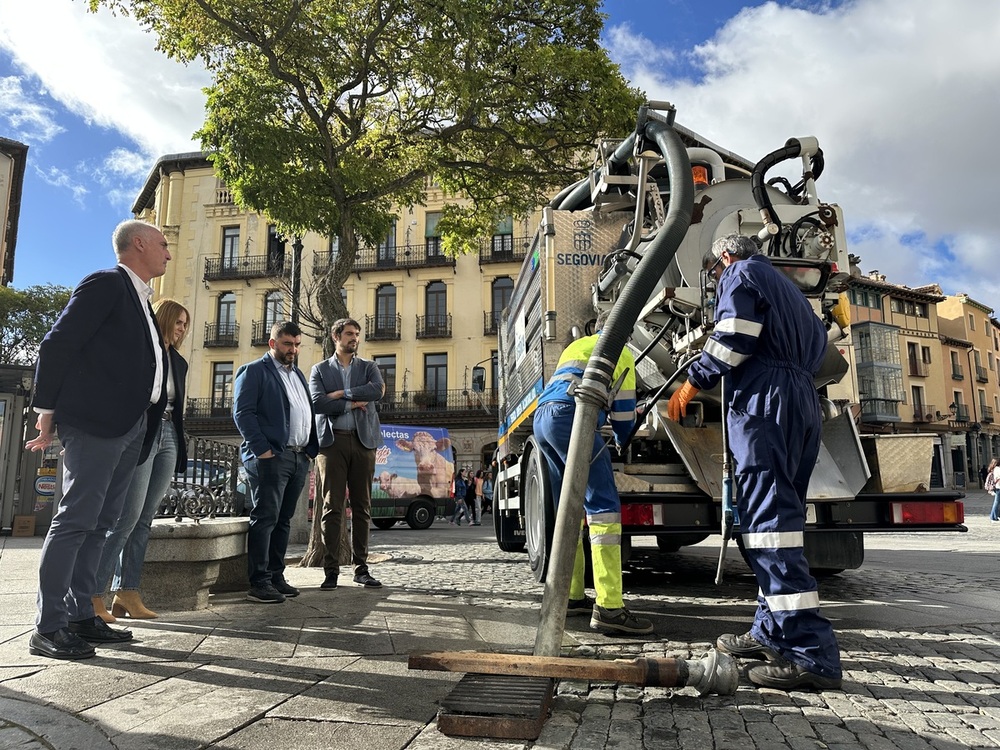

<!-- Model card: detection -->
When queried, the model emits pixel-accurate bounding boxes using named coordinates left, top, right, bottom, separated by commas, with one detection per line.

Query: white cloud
left=0, top=0, right=208, bottom=159
left=34, top=165, right=89, bottom=206
left=0, top=76, right=64, bottom=142
left=604, top=0, right=1000, bottom=307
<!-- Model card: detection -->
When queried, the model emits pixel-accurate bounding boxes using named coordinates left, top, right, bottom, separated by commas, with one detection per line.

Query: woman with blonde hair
left=92, top=298, right=190, bottom=621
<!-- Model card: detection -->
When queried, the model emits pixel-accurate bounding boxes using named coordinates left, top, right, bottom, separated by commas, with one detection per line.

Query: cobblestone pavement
left=1, top=495, right=999, bottom=749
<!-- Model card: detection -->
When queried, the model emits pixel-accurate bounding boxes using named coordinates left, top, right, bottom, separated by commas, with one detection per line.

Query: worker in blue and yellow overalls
left=668, top=233, right=842, bottom=691
left=533, top=310, right=653, bottom=635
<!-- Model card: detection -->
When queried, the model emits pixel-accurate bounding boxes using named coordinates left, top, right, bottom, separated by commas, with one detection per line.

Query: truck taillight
left=621, top=504, right=655, bottom=526
left=890, top=501, right=964, bottom=525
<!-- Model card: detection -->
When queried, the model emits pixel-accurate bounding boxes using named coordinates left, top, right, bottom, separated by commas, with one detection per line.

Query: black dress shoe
left=272, top=578, right=300, bottom=597
left=353, top=571, right=382, bottom=588
left=320, top=572, right=339, bottom=590
left=68, top=616, right=133, bottom=643
left=29, top=629, right=96, bottom=660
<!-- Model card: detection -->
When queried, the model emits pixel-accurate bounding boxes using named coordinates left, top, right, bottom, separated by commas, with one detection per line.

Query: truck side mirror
left=471, top=366, right=486, bottom=392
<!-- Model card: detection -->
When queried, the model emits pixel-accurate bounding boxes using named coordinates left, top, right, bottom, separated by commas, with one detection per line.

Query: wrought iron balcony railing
left=365, top=313, right=401, bottom=341
left=354, top=242, right=455, bottom=271
left=251, top=320, right=272, bottom=346
left=907, top=360, right=929, bottom=377
left=416, top=314, right=452, bottom=338
left=981, top=405, right=994, bottom=423
left=912, top=405, right=935, bottom=423
left=204, top=254, right=288, bottom=281
left=204, top=322, right=239, bottom=348
left=976, top=365, right=989, bottom=383
left=479, top=235, right=532, bottom=265
left=484, top=310, right=502, bottom=335
left=379, top=388, right=498, bottom=416
left=186, top=397, right=234, bottom=420
left=951, top=364, right=964, bottom=380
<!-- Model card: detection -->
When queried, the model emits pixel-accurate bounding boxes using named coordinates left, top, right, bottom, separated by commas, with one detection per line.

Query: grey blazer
left=309, top=355, right=385, bottom=450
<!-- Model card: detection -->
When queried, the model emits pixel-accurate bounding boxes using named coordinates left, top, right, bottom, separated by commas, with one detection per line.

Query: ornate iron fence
left=156, top=436, right=245, bottom=521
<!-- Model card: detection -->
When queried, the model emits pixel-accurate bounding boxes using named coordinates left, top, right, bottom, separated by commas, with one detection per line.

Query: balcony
left=204, top=254, right=288, bottom=281
left=484, top=310, right=502, bottom=335
left=365, top=314, right=401, bottom=341
left=416, top=314, right=452, bottom=338
left=313, top=251, right=335, bottom=275
left=379, top=388, right=498, bottom=421
left=976, top=365, right=989, bottom=383
left=953, top=404, right=970, bottom=422
left=951, top=364, right=964, bottom=380
left=251, top=320, right=271, bottom=347
left=479, top=235, right=532, bottom=265
left=185, top=397, right=234, bottom=420
left=204, top=322, right=239, bottom=348
left=354, top=242, right=455, bottom=272
left=982, top=405, right=995, bottom=424
left=907, top=360, right=929, bottom=377
left=859, top=398, right=900, bottom=423
left=911, top=405, right=936, bottom=423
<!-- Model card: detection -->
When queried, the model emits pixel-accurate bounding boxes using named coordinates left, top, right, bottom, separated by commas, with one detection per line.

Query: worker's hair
left=270, top=321, right=302, bottom=340
left=703, top=233, right=760, bottom=270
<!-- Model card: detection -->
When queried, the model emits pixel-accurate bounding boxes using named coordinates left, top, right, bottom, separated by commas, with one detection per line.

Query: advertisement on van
left=370, top=424, right=455, bottom=529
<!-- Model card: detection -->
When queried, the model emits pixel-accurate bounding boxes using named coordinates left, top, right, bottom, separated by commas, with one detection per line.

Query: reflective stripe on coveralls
left=687, top=254, right=842, bottom=680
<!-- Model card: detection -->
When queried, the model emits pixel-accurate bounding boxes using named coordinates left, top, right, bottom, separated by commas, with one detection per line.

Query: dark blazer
left=233, top=353, right=319, bottom=463
left=309, top=355, right=385, bottom=450
left=166, top=346, right=189, bottom=474
left=32, top=266, right=167, bottom=458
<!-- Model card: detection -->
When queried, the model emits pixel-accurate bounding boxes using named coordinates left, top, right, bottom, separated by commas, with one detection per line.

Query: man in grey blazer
left=309, top=318, right=385, bottom=589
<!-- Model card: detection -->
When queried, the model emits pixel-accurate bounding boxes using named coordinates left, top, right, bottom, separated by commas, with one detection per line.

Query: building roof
left=849, top=272, right=945, bottom=303
left=0, top=137, right=29, bottom=285
left=131, top=151, right=213, bottom=215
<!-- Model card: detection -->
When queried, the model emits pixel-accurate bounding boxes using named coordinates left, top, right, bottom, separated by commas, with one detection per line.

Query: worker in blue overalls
left=534, top=310, right=653, bottom=635
left=667, top=233, right=842, bottom=691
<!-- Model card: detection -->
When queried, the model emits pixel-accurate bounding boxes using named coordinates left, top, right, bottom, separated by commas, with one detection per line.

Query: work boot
left=590, top=605, right=653, bottom=635
left=566, top=595, right=595, bottom=616
left=747, top=658, right=842, bottom=691
left=716, top=631, right=778, bottom=661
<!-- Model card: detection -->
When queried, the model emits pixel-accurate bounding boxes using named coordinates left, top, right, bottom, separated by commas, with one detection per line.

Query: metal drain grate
left=437, top=673, right=555, bottom=740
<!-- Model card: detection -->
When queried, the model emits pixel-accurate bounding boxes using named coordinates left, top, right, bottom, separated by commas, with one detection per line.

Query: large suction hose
left=750, top=137, right=825, bottom=250
left=533, top=117, right=695, bottom=656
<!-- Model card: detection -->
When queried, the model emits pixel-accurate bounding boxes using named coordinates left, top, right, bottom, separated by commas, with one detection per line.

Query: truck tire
left=523, top=440, right=555, bottom=583
left=406, top=498, right=436, bottom=530
left=372, top=518, right=397, bottom=530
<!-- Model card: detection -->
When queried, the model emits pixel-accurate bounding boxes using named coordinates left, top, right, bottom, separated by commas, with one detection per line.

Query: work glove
left=667, top=380, right=700, bottom=422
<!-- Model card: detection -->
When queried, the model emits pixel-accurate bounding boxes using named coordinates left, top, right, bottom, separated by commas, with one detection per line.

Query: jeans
left=451, top=501, right=470, bottom=525
left=991, top=490, right=1000, bottom=521
left=94, top=420, right=179, bottom=592
left=472, top=495, right=483, bottom=524
left=245, top=450, right=309, bottom=587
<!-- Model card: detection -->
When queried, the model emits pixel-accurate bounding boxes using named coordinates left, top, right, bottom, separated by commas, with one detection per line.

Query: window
left=217, top=293, right=236, bottom=331
left=990, top=352, right=995, bottom=371
left=491, top=349, right=499, bottom=391
left=849, top=288, right=880, bottom=309
left=263, top=291, right=284, bottom=328
left=212, top=362, right=234, bottom=411
left=426, top=281, right=447, bottom=333
left=221, top=226, right=240, bottom=268
left=377, top=219, right=397, bottom=265
left=375, top=284, right=397, bottom=335
left=267, top=225, right=286, bottom=274
left=969, top=314, right=976, bottom=331
left=425, top=212, right=442, bottom=257
left=853, top=322, right=900, bottom=366
left=921, top=346, right=932, bottom=364
left=491, top=277, right=514, bottom=331
left=424, top=353, right=447, bottom=402
left=492, top=216, right=514, bottom=255
left=374, top=355, right=396, bottom=396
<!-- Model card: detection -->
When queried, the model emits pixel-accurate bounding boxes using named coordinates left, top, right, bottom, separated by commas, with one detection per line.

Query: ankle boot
left=111, top=590, right=158, bottom=619
left=92, top=595, right=116, bottom=624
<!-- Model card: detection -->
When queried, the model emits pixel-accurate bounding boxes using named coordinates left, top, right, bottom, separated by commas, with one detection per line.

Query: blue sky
left=2, top=0, right=999, bottom=305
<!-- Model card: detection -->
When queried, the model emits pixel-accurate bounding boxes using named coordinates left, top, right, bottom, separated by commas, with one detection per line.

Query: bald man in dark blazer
left=26, top=219, right=170, bottom=660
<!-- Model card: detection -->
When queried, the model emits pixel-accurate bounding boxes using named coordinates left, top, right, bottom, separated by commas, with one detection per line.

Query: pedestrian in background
left=986, top=458, right=1000, bottom=522
left=92, top=298, right=190, bottom=622
left=482, top=471, right=494, bottom=515
left=233, top=321, right=318, bottom=604
left=26, top=219, right=170, bottom=659
left=668, top=233, right=841, bottom=691
left=450, top=469, right=470, bottom=526
left=310, top=318, right=385, bottom=590
left=472, top=469, right=485, bottom=525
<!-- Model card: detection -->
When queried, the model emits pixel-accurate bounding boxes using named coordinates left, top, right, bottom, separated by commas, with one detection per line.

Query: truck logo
left=557, top=252, right=608, bottom=266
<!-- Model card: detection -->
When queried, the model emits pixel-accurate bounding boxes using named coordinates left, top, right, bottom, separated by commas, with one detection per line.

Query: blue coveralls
left=687, top=254, right=842, bottom=679
left=533, top=333, right=636, bottom=608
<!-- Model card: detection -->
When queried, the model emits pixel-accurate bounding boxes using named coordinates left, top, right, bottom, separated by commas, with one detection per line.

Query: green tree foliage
left=89, top=0, right=644, bottom=333
left=0, top=285, right=72, bottom=365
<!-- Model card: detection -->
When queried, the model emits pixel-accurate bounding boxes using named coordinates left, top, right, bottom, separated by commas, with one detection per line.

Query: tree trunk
left=297, top=461, right=352, bottom=568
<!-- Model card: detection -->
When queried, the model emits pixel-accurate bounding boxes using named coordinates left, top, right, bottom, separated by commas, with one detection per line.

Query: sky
left=2, top=0, right=999, bottom=306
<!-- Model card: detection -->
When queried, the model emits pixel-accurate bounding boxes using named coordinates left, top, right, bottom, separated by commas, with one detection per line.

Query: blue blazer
left=233, top=353, right=319, bottom=463
left=32, top=266, right=167, bottom=459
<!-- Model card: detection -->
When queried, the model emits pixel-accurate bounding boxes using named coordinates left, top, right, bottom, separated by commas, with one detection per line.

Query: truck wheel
left=524, top=440, right=555, bottom=583
left=372, top=518, right=397, bottom=530
left=406, top=498, right=435, bottom=530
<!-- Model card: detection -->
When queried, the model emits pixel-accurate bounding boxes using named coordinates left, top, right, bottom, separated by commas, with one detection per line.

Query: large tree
left=0, top=285, right=72, bottom=365
left=90, top=0, right=644, bottom=339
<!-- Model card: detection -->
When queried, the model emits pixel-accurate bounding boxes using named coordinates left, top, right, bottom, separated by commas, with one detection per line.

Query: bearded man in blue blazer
left=233, top=321, right=318, bottom=604
left=26, top=219, right=170, bottom=659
